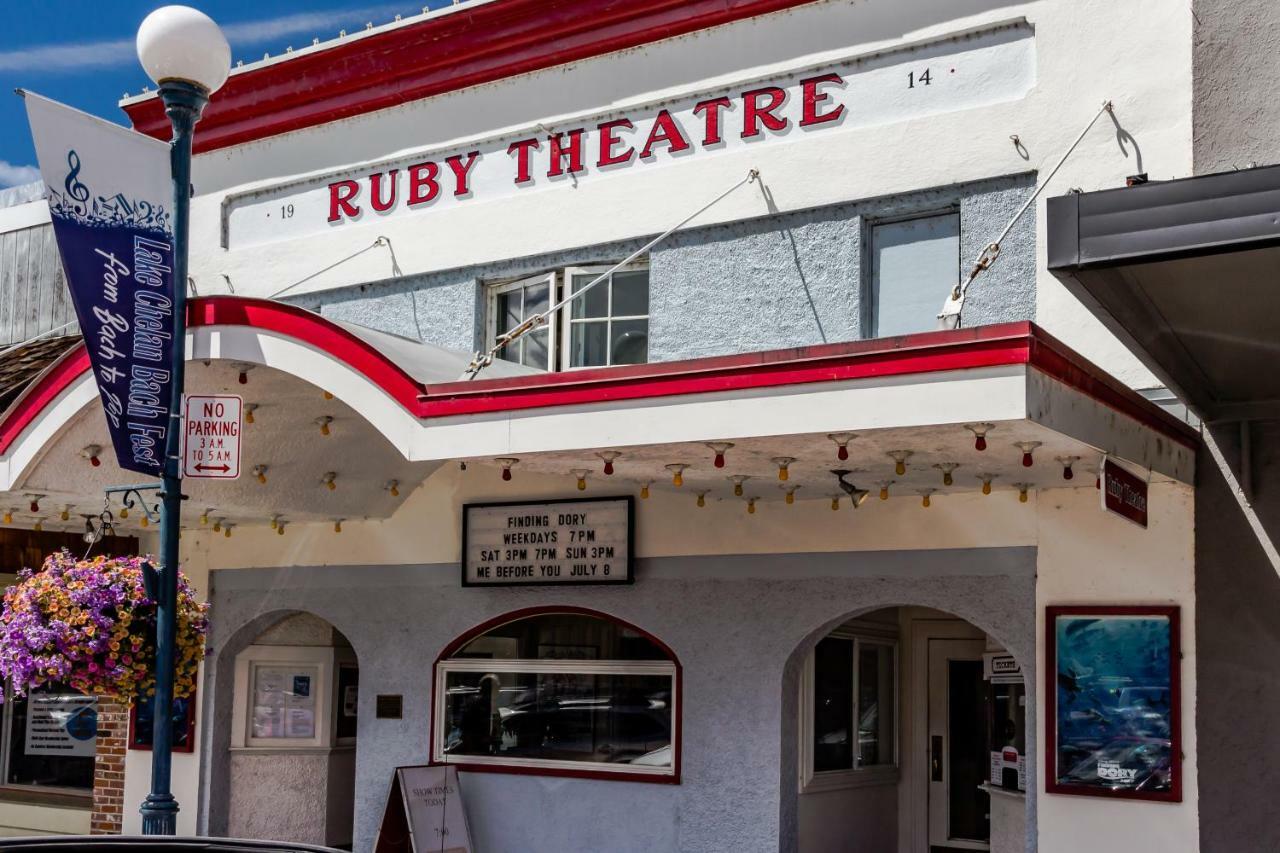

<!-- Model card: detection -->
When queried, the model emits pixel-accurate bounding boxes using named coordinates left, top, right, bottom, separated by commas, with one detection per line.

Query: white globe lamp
left=136, top=5, right=231, bottom=93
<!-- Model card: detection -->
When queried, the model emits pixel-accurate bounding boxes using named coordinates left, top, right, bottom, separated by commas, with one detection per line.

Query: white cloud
left=0, top=161, right=41, bottom=188
left=0, top=3, right=412, bottom=73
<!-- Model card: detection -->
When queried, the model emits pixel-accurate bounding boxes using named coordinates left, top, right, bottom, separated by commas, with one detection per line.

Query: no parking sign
left=183, top=394, right=242, bottom=479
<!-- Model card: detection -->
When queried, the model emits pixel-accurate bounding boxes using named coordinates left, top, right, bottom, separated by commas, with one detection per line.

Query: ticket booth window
left=433, top=608, right=679, bottom=780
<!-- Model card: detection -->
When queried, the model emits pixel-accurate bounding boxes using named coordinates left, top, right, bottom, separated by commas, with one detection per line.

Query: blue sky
left=0, top=1, right=434, bottom=187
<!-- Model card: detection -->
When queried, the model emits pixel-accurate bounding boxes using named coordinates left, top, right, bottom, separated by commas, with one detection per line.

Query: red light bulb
left=975, top=435, right=987, bottom=451
left=238, top=371, right=248, bottom=385
left=1063, top=465, right=1074, bottom=480
left=837, top=445, right=848, bottom=461
left=501, top=468, right=512, bottom=482
left=1096, top=475, right=1101, bottom=490
left=29, top=500, right=38, bottom=513
left=604, top=460, right=614, bottom=475
left=1022, top=451, right=1033, bottom=467
left=714, top=452, right=725, bottom=468
left=90, top=455, right=101, bottom=467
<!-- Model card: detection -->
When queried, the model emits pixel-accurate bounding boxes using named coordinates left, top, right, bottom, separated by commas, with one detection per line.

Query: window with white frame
left=869, top=212, right=960, bottom=338
left=800, top=630, right=897, bottom=791
left=487, top=263, right=650, bottom=371
left=433, top=610, right=677, bottom=779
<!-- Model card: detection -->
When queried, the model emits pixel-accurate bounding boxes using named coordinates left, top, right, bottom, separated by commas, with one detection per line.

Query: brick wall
left=91, top=698, right=127, bottom=834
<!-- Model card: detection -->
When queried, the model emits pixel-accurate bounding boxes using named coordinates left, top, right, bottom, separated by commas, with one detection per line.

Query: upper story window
left=869, top=212, right=960, bottom=337
left=487, top=263, right=650, bottom=372
left=433, top=608, right=679, bottom=781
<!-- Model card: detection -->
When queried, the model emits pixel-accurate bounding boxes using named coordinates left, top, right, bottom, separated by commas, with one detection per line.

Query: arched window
left=432, top=607, right=679, bottom=781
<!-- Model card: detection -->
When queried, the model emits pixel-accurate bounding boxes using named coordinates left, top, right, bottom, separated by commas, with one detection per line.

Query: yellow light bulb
left=200, top=511, right=209, bottom=525
left=257, top=472, right=267, bottom=485
left=212, top=520, right=221, bottom=532
left=640, top=484, right=650, bottom=499
left=673, top=471, right=683, bottom=487
left=323, top=391, right=334, bottom=400
left=334, top=521, right=342, bottom=533
left=734, top=483, right=743, bottom=497
left=785, top=491, right=794, bottom=505
left=831, top=497, right=840, bottom=511
left=879, top=486, right=889, bottom=501
left=896, top=461, right=906, bottom=476
left=245, top=409, right=255, bottom=424
left=327, top=480, right=336, bottom=491
left=140, top=516, right=149, bottom=528
left=747, top=499, right=756, bottom=514
left=577, top=477, right=586, bottom=491
left=2, top=512, right=10, bottom=524
left=277, top=525, right=285, bottom=536
left=982, top=480, right=992, bottom=496
left=778, top=466, right=788, bottom=482
left=320, top=423, right=330, bottom=436
left=225, top=526, right=232, bottom=538
left=119, top=507, right=128, bottom=519
left=696, top=493, right=705, bottom=507
left=270, top=517, right=278, bottom=530
left=943, top=472, right=953, bottom=487
left=60, top=509, right=69, bottom=521
left=1019, top=489, right=1029, bottom=503
left=922, top=494, right=931, bottom=508
left=33, top=521, right=42, bottom=532
left=390, top=484, right=400, bottom=497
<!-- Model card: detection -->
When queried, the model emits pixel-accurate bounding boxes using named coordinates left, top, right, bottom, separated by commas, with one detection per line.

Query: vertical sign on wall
left=23, top=92, right=176, bottom=476
left=182, top=394, right=242, bottom=479
left=1101, top=458, right=1149, bottom=528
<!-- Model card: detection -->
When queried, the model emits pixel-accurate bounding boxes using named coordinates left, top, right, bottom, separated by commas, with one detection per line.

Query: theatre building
left=0, top=0, right=1277, bottom=850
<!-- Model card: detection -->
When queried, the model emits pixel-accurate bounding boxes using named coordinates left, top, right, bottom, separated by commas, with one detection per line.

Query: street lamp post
left=134, top=6, right=229, bottom=835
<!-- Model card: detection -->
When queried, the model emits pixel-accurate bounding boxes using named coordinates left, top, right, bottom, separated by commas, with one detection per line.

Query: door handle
left=931, top=735, right=944, bottom=782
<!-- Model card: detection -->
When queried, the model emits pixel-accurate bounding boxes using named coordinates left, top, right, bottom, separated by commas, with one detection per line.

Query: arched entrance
left=204, top=610, right=360, bottom=848
left=783, top=605, right=1034, bottom=853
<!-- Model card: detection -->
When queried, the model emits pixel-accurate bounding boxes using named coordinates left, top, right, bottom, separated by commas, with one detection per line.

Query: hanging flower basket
left=0, top=551, right=209, bottom=700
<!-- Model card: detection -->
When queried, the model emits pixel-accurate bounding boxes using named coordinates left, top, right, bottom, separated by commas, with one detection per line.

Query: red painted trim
left=0, top=347, right=91, bottom=455
left=1027, top=333, right=1199, bottom=449
left=1043, top=605, right=1182, bottom=803
left=422, top=323, right=1037, bottom=415
left=186, top=297, right=425, bottom=407
left=0, top=310, right=1196, bottom=460
left=122, top=0, right=827, bottom=154
left=429, top=605, right=682, bottom=785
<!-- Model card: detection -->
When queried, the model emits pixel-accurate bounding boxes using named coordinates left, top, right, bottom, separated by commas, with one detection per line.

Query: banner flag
left=23, top=92, right=176, bottom=477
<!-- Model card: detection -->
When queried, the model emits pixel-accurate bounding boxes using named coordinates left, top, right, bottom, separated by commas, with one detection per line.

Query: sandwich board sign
left=182, top=395, right=242, bottom=479
left=374, top=765, right=473, bottom=853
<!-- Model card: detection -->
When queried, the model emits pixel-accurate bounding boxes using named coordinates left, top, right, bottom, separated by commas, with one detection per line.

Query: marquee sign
left=224, top=22, right=1034, bottom=248
left=462, top=497, right=634, bottom=586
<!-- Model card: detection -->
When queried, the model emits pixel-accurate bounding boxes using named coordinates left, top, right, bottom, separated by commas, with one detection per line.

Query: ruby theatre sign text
left=462, top=497, right=634, bottom=586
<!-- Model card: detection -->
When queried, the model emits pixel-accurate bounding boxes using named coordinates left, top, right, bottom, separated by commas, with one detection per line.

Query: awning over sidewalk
left=0, top=298, right=1194, bottom=535
left=1047, top=165, right=1280, bottom=423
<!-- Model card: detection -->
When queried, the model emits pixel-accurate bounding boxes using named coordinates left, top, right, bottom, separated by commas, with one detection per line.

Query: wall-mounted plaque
left=462, top=496, right=634, bottom=587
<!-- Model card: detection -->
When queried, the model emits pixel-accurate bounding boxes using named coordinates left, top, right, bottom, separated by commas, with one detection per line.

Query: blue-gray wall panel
left=299, top=173, right=1036, bottom=362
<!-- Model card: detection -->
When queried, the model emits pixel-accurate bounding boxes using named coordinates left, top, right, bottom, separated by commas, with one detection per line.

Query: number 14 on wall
left=908, top=68, right=933, bottom=88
